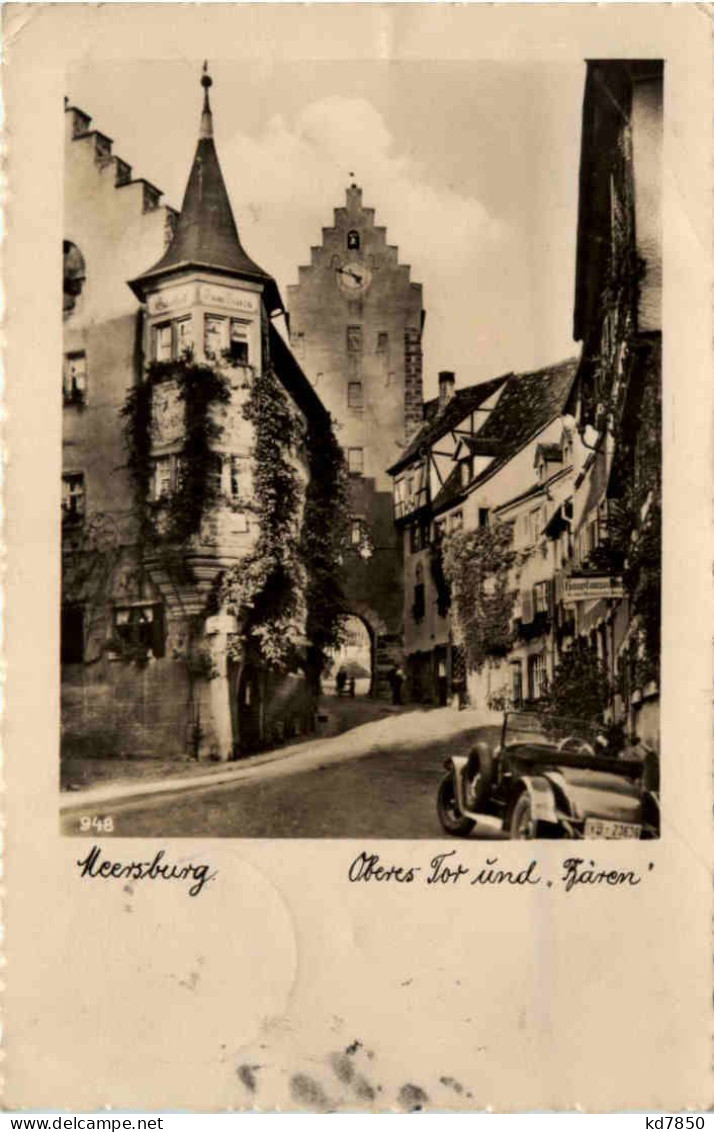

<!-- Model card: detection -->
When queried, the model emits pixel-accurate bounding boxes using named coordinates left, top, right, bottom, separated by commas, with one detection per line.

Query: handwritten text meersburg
left=76, top=844, right=214, bottom=896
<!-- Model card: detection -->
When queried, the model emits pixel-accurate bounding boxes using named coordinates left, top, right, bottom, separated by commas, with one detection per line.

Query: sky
left=68, top=58, right=586, bottom=399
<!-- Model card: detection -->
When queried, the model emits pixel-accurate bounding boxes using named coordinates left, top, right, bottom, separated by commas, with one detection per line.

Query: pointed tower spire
left=200, top=61, right=213, bottom=139
left=129, top=64, right=282, bottom=313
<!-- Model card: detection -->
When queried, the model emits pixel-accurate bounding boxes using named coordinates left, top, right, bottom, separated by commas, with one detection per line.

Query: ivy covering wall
left=122, top=353, right=351, bottom=682
left=442, top=522, right=519, bottom=674
left=219, top=365, right=307, bottom=670
left=609, top=342, right=662, bottom=689
left=121, top=357, right=230, bottom=545
left=299, top=416, right=352, bottom=691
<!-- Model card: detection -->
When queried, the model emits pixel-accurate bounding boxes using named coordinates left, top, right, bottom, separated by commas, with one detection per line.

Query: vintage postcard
left=3, top=2, right=712, bottom=1112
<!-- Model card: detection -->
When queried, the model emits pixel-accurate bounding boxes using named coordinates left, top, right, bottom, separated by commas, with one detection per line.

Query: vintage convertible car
left=437, top=711, right=660, bottom=840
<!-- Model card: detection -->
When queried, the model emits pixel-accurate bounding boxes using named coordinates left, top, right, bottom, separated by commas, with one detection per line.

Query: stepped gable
left=431, top=357, right=578, bottom=514
left=65, top=100, right=170, bottom=217
left=387, top=374, right=510, bottom=476
left=129, top=68, right=282, bottom=315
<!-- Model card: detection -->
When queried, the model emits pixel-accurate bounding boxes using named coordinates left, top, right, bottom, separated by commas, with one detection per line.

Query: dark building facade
left=561, top=59, right=662, bottom=746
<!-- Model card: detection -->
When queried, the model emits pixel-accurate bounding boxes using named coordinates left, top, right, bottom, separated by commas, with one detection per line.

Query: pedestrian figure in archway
left=336, top=666, right=347, bottom=697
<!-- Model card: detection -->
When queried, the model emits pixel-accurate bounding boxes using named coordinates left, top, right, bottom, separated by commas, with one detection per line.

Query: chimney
left=438, top=370, right=456, bottom=411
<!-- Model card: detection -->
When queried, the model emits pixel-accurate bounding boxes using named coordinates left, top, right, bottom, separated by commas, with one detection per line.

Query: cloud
left=220, top=96, right=524, bottom=392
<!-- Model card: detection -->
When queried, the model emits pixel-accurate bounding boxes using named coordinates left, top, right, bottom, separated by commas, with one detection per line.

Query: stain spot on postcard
left=398, top=1083, right=429, bottom=1111
left=353, top=1075, right=377, bottom=1101
left=329, top=1051, right=355, bottom=1084
left=290, top=1072, right=330, bottom=1110
left=237, top=1064, right=260, bottom=1093
left=439, top=1075, right=464, bottom=1095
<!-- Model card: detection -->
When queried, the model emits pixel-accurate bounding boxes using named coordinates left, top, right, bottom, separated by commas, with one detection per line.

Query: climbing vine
left=121, top=356, right=230, bottom=545
left=442, top=522, right=520, bottom=673
left=299, top=414, right=351, bottom=690
left=219, top=366, right=306, bottom=670
left=122, top=353, right=352, bottom=681
left=429, top=525, right=451, bottom=618
left=608, top=342, right=661, bottom=688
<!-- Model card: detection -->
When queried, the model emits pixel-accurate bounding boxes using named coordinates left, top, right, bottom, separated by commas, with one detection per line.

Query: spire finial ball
left=201, top=62, right=213, bottom=90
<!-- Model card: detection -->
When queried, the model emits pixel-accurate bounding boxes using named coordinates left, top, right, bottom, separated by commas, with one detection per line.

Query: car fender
left=514, top=775, right=559, bottom=826
left=443, top=755, right=471, bottom=815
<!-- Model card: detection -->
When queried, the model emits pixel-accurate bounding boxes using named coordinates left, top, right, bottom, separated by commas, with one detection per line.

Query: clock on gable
left=335, top=260, right=372, bottom=294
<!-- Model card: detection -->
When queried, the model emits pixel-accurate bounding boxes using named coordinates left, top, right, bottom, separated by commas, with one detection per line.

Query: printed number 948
left=79, top=815, right=114, bottom=833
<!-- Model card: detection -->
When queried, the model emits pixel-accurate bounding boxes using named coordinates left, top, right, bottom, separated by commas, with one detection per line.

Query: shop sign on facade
left=563, top=576, right=624, bottom=603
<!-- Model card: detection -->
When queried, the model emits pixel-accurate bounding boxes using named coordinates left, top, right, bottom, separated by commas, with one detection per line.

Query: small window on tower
left=346, top=326, right=362, bottom=353
left=347, top=229, right=360, bottom=251
left=176, top=317, right=193, bottom=358
left=348, top=382, right=363, bottom=409
left=377, top=332, right=389, bottom=353
left=229, top=319, right=250, bottom=365
left=347, top=448, right=364, bottom=476
left=204, top=315, right=228, bottom=360
left=155, top=323, right=173, bottom=362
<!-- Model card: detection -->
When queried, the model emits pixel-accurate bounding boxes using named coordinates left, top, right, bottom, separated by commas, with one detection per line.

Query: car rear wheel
left=437, top=772, right=475, bottom=837
left=509, top=791, right=537, bottom=839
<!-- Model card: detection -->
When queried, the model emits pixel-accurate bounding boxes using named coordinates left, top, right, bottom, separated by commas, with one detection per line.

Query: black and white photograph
left=5, top=2, right=712, bottom=1116
left=59, top=53, right=662, bottom=840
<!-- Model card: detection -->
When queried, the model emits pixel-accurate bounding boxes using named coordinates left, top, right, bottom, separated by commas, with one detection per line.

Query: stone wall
left=61, top=657, right=194, bottom=760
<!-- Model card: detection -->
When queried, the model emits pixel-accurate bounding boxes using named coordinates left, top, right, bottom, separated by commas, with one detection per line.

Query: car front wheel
left=509, top=791, right=538, bottom=839
left=437, top=772, right=475, bottom=837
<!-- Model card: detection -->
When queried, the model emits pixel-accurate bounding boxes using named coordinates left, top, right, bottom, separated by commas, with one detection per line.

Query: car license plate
left=584, top=818, right=642, bottom=839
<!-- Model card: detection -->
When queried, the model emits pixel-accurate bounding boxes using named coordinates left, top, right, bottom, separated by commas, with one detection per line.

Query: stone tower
left=287, top=183, right=424, bottom=488
left=287, top=184, right=425, bottom=689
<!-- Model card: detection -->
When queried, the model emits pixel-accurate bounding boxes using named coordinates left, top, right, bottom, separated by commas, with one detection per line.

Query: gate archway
left=329, top=613, right=375, bottom=696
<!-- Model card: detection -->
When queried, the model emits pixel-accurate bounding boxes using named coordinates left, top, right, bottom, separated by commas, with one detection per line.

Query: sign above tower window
left=347, top=229, right=360, bottom=251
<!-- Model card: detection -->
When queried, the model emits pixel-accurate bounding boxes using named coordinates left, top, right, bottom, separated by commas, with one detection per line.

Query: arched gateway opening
left=327, top=614, right=374, bottom=697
